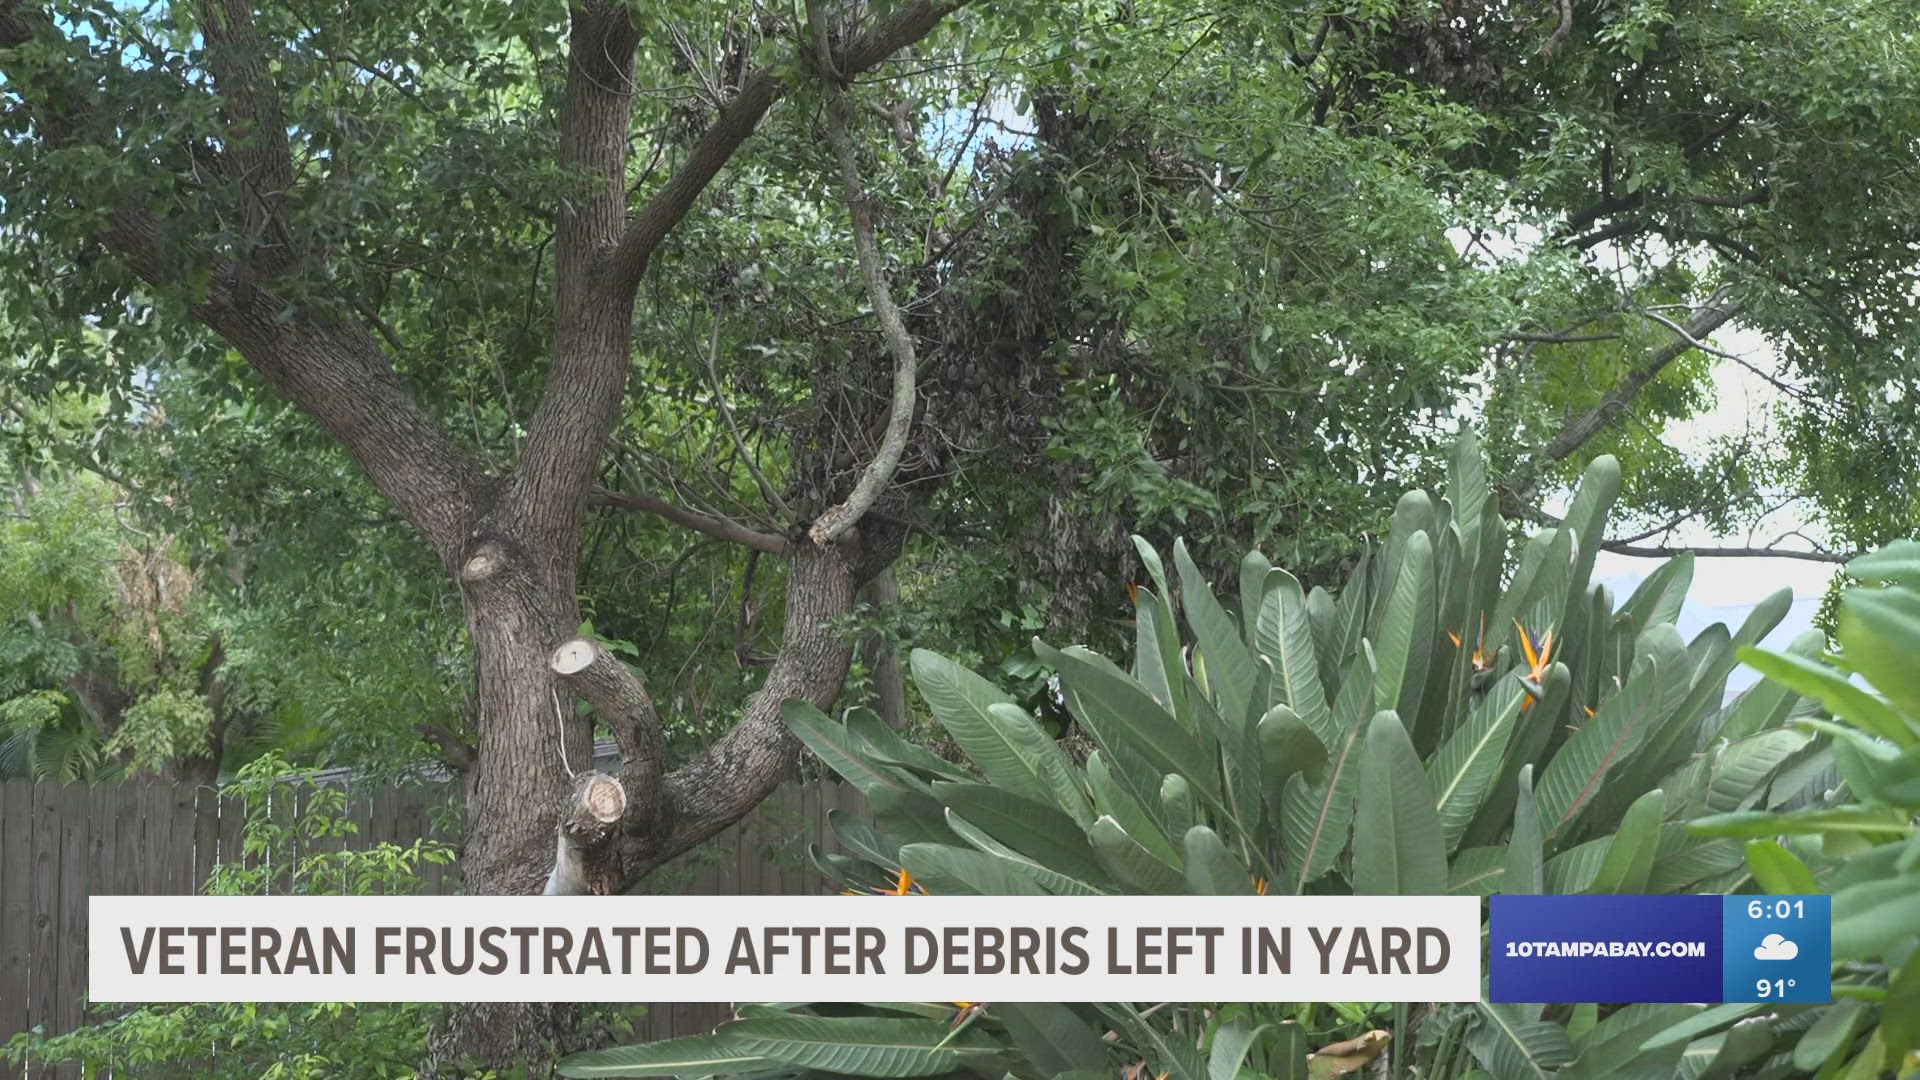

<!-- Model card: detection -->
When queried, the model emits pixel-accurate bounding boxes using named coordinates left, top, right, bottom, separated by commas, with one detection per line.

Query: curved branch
left=589, top=487, right=788, bottom=553
left=807, top=18, right=920, bottom=547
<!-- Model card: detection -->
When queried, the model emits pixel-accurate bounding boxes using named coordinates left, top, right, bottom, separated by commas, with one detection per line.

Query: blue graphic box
left=1490, top=895, right=1829, bottom=1003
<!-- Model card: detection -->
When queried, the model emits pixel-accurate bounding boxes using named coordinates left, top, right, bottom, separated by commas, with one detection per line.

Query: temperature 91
left=1757, top=978, right=1798, bottom=998
left=1747, top=899, right=1805, bottom=919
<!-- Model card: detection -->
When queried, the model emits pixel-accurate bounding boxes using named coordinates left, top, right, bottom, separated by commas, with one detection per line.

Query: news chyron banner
left=91, top=895, right=1482, bottom=1003
left=1490, top=895, right=1832, bottom=1003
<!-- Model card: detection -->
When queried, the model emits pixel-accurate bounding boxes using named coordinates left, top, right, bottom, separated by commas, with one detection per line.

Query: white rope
left=552, top=688, right=578, bottom=778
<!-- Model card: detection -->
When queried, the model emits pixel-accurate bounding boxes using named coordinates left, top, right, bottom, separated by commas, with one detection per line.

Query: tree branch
left=550, top=638, right=664, bottom=834
left=0, top=0, right=483, bottom=558
left=194, top=0, right=299, bottom=277
left=1597, top=541, right=1853, bottom=563
left=589, top=487, right=788, bottom=553
left=1541, top=285, right=1741, bottom=462
left=607, top=0, right=974, bottom=288
left=807, top=8, right=920, bottom=547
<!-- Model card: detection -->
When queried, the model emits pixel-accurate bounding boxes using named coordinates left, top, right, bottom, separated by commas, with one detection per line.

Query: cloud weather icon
left=1754, top=934, right=1799, bottom=961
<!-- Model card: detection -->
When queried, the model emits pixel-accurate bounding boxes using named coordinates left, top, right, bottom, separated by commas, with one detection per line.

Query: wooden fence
left=0, top=777, right=866, bottom=1077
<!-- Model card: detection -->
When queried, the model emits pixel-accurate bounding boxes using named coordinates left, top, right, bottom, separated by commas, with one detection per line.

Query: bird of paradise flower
left=840, top=870, right=977, bottom=1025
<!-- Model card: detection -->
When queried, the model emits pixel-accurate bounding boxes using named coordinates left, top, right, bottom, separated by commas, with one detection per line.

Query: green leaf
left=1845, top=540, right=1920, bottom=589
left=1504, top=764, right=1543, bottom=895
left=1467, top=1003, right=1576, bottom=1080
left=1090, top=814, right=1188, bottom=894
left=931, top=782, right=1109, bottom=883
left=1183, top=825, right=1254, bottom=894
left=1831, top=872, right=1920, bottom=957
left=1353, top=709, right=1447, bottom=895
left=1879, top=950, right=1920, bottom=1066
left=1586, top=788, right=1662, bottom=894
left=1737, top=645, right=1916, bottom=747
left=1534, top=654, right=1667, bottom=843
left=1038, top=640, right=1224, bottom=805
left=1687, top=806, right=1914, bottom=839
left=1448, top=845, right=1507, bottom=895
left=1178, top=538, right=1258, bottom=728
left=1837, top=585, right=1920, bottom=729
left=1428, top=674, right=1525, bottom=851
left=1208, top=1019, right=1270, bottom=1080
left=711, top=1016, right=1002, bottom=1077
left=1281, top=648, right=1375, bottom=889
left=1745, top=839, right=1820, bottom=894
left=1792, top=998, right=1868, bottom=1072
left=910, top=649, right=1052, bottom=803
left=844, top=706, right=974, bottom=783
left=1373, top=531, right=1435, bottom=718
left=557, top=1035, right=779, bottom=1077
left=897, top=842, right=1047, bottom=895
left=1258, top=703, right=1327, bottom=789
left=995, top=1002, right=1110, bottom=1075
left=1555, top=1003, right=1695, bottom=1080
left=940, top=810, right=1103, bottom=895
left=1638, top=1002, right=1769, bottom=1051
left=782, top=700, right=910, bottom=798
left=1255, top=567, right=1334, bottom=744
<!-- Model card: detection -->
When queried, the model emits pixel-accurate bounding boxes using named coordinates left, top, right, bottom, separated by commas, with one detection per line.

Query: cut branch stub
left=548, top=636, right=664, bottom=827
left=545, top=771, right=628, bottom=896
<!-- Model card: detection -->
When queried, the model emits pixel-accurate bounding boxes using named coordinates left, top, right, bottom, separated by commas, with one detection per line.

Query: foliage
left=560, top=431, right=1827, bottom=1078
left=1670, top=542, right=1920, bottom=1079
left=2, top=754, right=456, bottom=1077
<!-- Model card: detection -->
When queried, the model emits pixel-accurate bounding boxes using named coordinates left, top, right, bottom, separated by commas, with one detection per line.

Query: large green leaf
left=1373, top=531, right=1435, bottom=719
left=1504, top=764, right=1543, bottom=895
left=1178, top=538, right=1258, bottom=728
left=1559, top=456, right=1623, bottom=606
left=1281, top=647, right=1375, bottom=889
left=1087, top=750, right=1179, bottom=865
left=1845, top=540, right=1920, bottom=589
left=558, top=1035, right=778, bottom=1077
left=1090, top=814, right=1188, bottom=894
left=897, top=842, right=1047, bottom=895
left=1448, top=845, right=1507, bottom=894
left=1183, top=825, right=1254, bottom=894
left=940, top=811, right=1103, bottom=895
left=1534, top=653, right=1669, bottom=844
left=711, top=1016, right=1002, bottom=1077
left=1467, top=1003, right=1577, bottom=1080
left=1448, top=427, right=1489, bottom=554
left=1616, top=552, right=1694, bottom=640
left=1428, top=674, right=1525, bottom=851
left=1258, top=703, right=1327, bottom=790
left=1737, top=645, right=1915, bottom=747
left=844, top=706, right=973, bottom=783
left=1586, top=788, right=1663, bottom=894
left=995, top=1002, right=1110, bottom=1075
left=1745, top=839, right=1819, bottom=894
left=1353, top=709, right=1447, bottom=895
left=931, top=782, right=1109, bottom=883
left=1132, top=538, right=1191, bottom=720
left=1038, top=640, right=1224, bottom=805
left=1837, top=585, right=1920, bottom=730
left=1255, top=567, right=1333, bottom=744
left=783, top=700, right=913, bottom=799
left=910, top=649, right=1054, bottom=804
left=1713, top=630, right=1823, bottom=742
left=1555, top=1003, right=1695, bottom=1080
left=1831, top=872, right=1920, bottom=957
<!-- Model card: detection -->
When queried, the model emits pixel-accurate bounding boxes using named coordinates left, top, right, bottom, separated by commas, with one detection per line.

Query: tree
left=2, top=0, right=988, bottom=1066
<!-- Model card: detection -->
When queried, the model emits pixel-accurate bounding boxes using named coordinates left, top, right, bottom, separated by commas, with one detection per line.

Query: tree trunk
left=859, top=568, right=907, bottom=729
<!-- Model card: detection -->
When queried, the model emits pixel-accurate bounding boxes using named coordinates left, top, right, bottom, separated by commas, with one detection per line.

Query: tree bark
left=859, top=569, right=907, bottom=729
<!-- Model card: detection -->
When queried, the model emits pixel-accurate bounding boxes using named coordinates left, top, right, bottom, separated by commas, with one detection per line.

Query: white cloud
left=1754, top=933, right=1799, bottom=960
